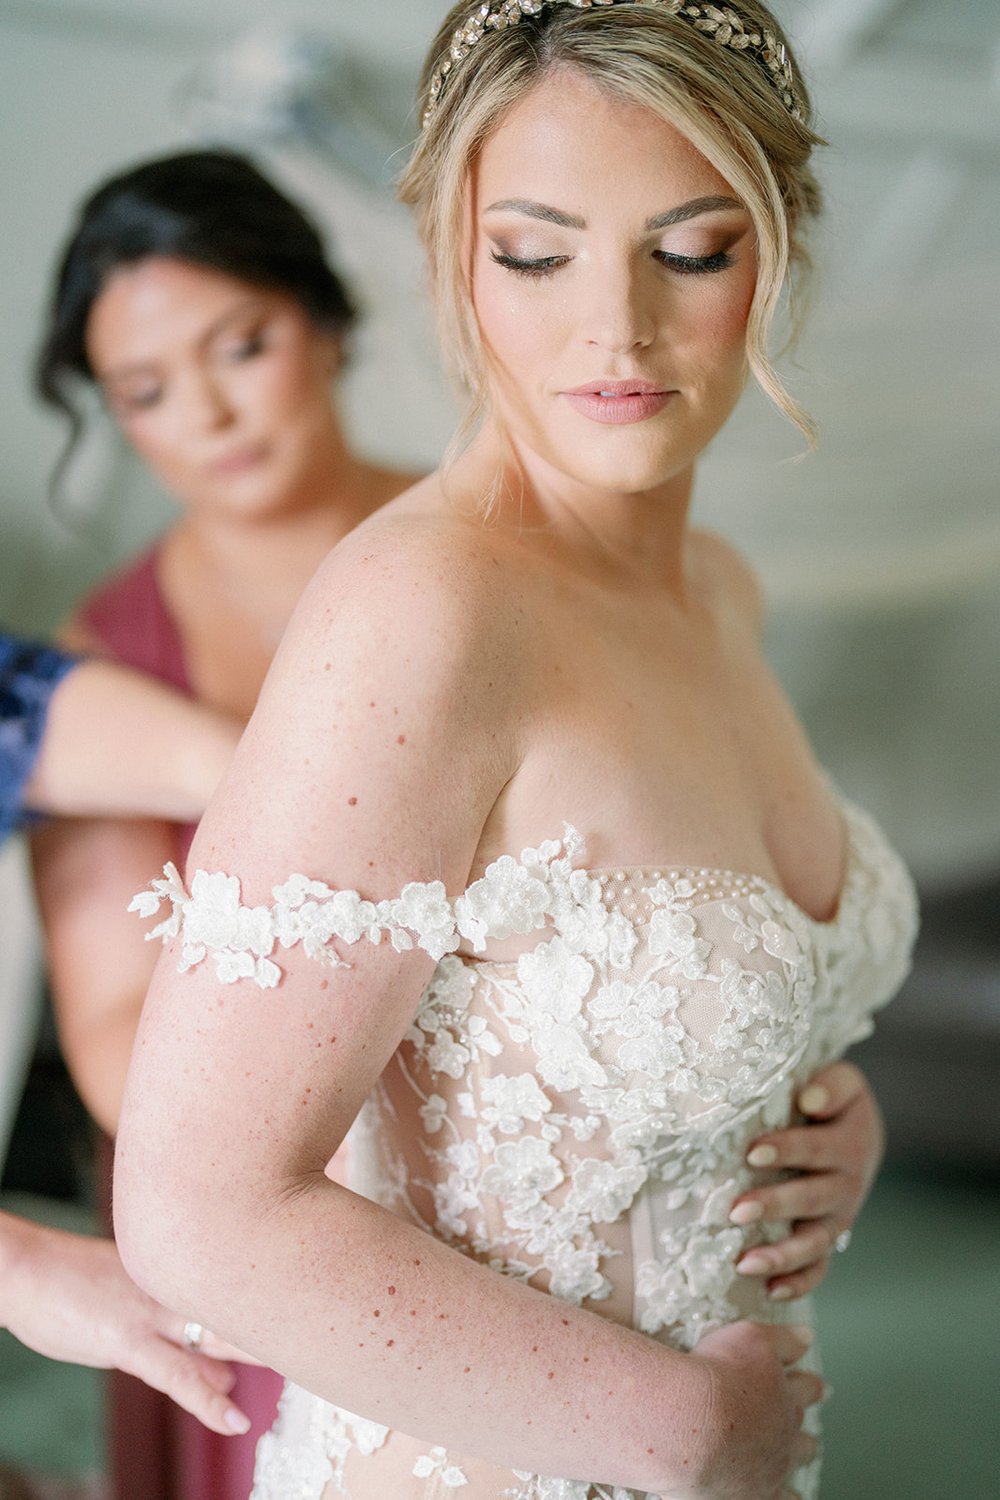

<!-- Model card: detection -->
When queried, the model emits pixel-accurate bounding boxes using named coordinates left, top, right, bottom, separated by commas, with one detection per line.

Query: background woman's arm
left=25, top=658, right=239, bottom=824
left=26, top=614, right=238, bottom=1136
left=32, top=814, right=179, bottom=1136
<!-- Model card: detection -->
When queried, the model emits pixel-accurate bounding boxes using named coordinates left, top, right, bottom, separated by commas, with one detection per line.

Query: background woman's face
left=85, top=257, right=341, bottom=520
left=471, top=69, right=758, bottom=497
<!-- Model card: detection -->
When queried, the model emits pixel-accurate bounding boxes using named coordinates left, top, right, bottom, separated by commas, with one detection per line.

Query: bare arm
left=32, top=814, right=179, bottom=1136
left=28, top=606, right=237, bottom=1136
left=0, top=1211, right=251, bottom=1434
left=24, top=658, right=239, bottom=824
left=116, top=524, right=820, bottom=1499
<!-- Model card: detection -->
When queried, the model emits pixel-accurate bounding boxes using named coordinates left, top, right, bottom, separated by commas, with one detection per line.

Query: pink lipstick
left=561, top=379, right=674, bottom=425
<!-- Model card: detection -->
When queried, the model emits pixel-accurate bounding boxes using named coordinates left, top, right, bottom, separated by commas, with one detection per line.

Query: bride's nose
left=582, top=262, right=656, bottom=354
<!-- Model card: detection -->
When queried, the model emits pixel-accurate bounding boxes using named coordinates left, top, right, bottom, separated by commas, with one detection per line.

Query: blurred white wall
left=0, top=0, right=997, bottom=886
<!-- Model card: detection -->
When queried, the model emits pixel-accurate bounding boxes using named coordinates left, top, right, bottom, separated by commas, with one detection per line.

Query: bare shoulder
left=239, top=499, right=530, bottom=810
left=687, top=527, right=765, bottom=638
left=288, top=496, right=532, bottom=681
left=197, top=499, right=528, bottom=890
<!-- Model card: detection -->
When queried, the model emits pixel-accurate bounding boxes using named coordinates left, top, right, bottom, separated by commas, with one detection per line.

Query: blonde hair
left=399, top=0, right=825, bottom=444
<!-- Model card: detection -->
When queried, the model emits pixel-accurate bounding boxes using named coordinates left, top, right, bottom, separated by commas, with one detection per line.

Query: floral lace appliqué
left=130, top=827, right=592, bottom=987
left=138, top=805, right=917, bottom=1500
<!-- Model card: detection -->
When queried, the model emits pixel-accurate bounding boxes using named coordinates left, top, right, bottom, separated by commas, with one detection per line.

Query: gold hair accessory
left=423, top=0, right=804, bottom=127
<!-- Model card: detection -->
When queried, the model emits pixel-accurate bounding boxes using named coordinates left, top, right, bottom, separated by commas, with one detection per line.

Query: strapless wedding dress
left=135, top=795, right=917, bottom=1500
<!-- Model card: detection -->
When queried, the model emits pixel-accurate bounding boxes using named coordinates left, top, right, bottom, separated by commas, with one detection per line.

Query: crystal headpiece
left=423, top=0, right=804, bottom=127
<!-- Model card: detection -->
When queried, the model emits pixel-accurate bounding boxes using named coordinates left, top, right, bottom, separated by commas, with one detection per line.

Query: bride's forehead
left=474, top=80, right=726, bottom=200
left=483, top=70, right=671, bottom=143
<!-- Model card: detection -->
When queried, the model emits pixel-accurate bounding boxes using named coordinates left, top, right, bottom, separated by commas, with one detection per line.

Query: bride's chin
left=552, top=451, right=693, bottom=501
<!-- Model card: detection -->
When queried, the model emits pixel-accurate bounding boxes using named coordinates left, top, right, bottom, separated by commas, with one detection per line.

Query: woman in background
left=0, top=627, right=247, bottom=1438
left=30, top=148, right=420, bottom=1500
left=34, top=147, right=418, bottom=1138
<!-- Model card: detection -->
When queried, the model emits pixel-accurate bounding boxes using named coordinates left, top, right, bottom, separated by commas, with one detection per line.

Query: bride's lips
left=561, top=380, right=675, bottom=426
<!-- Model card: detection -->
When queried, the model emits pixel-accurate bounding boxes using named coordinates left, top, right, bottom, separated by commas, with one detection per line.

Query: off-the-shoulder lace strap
left=128, top=826, right=587, bottom=989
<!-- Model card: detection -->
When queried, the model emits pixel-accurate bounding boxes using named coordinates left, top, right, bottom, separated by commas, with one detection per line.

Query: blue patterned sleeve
left=0, top=630, right=78, bottom=843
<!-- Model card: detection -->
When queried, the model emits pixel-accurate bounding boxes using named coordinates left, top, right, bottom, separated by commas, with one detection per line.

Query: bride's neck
left=456, top=426, right=696, bottom=590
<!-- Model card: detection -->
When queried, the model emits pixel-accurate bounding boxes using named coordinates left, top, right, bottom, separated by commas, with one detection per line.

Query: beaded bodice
left=134, top=795, right=917, bottom=1500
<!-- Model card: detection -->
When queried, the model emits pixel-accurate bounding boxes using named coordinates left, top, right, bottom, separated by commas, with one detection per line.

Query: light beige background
left=1, top=0, right=997, bottom=884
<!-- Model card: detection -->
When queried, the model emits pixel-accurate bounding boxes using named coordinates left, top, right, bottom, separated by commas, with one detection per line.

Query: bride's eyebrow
left=483, top=194, right=744, bottom=230
left=645, top=195, right=746, bottom=230
left=484, top=199, right=585, bottom=228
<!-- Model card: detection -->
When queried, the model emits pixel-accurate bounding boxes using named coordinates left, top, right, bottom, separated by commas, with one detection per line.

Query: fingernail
left=790, top=1324, right=815, bottom=1348
left=729, top=1200, right=764, bottom=1225
left=747, top=1144, right=778, bottom=1168
left=225, top=1406, right=252, bottom=1434
left=736, top=1251, right=771, bottom=1275
left=799, top=1085, right=829, bottom=1114
left=769, top=1285, right=794, bottom=1301
left=820, top=1381, right=833, bottom=1404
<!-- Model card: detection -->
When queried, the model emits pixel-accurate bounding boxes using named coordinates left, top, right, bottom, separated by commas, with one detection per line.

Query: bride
left=116, top=4, right=917, bottom=1498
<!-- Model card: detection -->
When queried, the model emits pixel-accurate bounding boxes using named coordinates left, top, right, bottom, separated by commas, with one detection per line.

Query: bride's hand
left=1, top=1218, right=255, bottom=1434
left=728, top=1061, right=883, bottom=1301
left=684, top=1321, right=823, bottom=1500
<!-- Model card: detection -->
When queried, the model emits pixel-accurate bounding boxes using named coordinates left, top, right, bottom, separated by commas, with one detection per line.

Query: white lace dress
left=134, top=796, right=918, bottom=1500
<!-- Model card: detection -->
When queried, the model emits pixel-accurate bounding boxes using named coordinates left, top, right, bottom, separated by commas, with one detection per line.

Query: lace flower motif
left=412, top=1447, right=468, bottom=1487
left=454, top=856, right=550, bottom=948
left=647, top=903, right=712, bottom=979
left=480, top=1072, right=552, bottom=1134
left=130, top=827, right=590, bottom=987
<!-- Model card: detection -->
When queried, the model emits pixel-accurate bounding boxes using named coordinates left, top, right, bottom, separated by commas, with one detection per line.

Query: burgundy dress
left=78, top=547, right=283, bottom=1500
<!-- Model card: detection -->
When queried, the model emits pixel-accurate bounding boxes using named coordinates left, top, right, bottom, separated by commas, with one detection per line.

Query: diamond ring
left=182, top=1320, right=205, bottom=1351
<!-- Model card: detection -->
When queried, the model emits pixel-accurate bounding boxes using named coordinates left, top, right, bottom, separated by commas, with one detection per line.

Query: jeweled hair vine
left=423, top=0, right=806, bottom=127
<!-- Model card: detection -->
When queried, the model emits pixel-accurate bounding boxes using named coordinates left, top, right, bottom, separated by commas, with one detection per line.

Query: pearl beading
left=594, top=866, right=767, bottom=920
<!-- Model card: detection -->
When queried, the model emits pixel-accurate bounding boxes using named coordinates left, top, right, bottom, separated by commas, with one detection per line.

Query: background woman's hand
left=729, top=1061, right=884, bottom=1300
left=0, top=1216, right=253, bottom=1434
left=685, top=1320, right=823, bottom=1500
